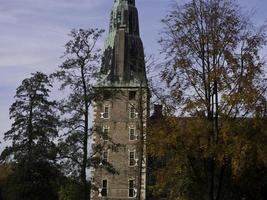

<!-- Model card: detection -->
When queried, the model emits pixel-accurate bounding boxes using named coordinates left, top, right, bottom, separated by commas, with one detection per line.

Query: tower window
left=129, top=151, right=136, bottom=166
left=129, top=127, right=135, bottom=141
left=102, top=151, right=108, bottom=166
left=103, top=127, right=109, bottom=141
left=129, top=106, right=136, bottom=119
left=129, top=180, right=136, bottom=197
left=101, top=105, right=109, bottom=119
left=101, top=180, right=108, bottom=197
left=129, top=91, right=136, bottom=100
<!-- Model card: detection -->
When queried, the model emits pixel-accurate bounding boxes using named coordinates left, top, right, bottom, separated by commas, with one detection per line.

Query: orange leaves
left=148, top=116, right=212, bottom=164
left=148, top=113, right=267, bottom=199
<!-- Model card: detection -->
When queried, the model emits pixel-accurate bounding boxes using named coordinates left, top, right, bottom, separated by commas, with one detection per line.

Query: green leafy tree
left=0, top=72, right=60, bottom=200
left=53, top=28, right=104, bottom=200
left=148, top=0, right=267, bottom=200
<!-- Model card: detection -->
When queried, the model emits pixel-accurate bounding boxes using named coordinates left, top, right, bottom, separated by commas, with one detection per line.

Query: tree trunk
left=137, top=84, right=146, bottom=200
left=81, top=65, right=89, bottom=200
left=27, top=98, right=34, bottom=161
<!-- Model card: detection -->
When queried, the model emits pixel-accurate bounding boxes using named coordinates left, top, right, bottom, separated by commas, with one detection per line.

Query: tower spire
left=98, top=0, right=146, bottom=87
left=109, top=0, right=139, bottom=36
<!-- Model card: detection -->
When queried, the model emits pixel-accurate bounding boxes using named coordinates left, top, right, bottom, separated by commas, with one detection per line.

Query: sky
left=0, top=0, right=267, bottom=150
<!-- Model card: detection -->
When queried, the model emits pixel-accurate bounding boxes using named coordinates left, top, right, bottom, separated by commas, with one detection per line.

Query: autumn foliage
left=147, top=0, right=267, bottom=199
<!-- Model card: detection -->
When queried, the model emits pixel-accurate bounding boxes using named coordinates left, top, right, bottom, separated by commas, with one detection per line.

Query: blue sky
left=0, top=0, right=266, bottom=149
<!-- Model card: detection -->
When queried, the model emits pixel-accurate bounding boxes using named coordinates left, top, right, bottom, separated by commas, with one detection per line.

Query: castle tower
left=91, top=0, right=149, bottom=199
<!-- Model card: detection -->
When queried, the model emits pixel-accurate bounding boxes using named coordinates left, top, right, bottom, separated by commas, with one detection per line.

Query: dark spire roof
left=97, top=0, right=147, bottom=87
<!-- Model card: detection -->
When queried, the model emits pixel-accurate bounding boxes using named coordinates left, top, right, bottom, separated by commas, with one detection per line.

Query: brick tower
left=91, top=0, right=149, bottom=199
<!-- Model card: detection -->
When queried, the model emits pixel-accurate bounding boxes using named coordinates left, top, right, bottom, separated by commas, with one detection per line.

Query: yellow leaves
left=183, top=99, right=204, bottom=113
left=231, top=141, right=250, bottom=176
left=221, top=118, right=267, bottom=177
left=148, top=116, right=213, bottom=169
left=148, top=117, right=179, bottom=153
left=148, top=112, right=267, bottom=199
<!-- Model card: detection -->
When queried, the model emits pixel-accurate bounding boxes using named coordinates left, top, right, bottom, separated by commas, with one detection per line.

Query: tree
left=58, top=180, right=84, bottom=200
left=53, top=28, right=104, bottom=200
left=148, top=0, right=267, bottom=199
left=0, top=72, right=60, bottom=200
left=0, top=164, right=13, bottom=200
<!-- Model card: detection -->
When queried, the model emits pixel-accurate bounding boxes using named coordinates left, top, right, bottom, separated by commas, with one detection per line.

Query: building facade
left=91, top=0, right=149, bottom=199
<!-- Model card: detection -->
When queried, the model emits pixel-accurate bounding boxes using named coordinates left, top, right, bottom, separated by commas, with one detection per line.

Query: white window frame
left=129, top=105, right=138, bottom=119
left=129, top=126, right=136, bottom=141
left=101, top=104, right=110, bottom=119
left=102, top=151, right=108, bottom=166
left=129, top=151, right=135, bottom=166
left=128, top=179, right=137, bottom=198
left=129, top=150, right=138, bottom=167
left=102, top=126, right=109, bottom=141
